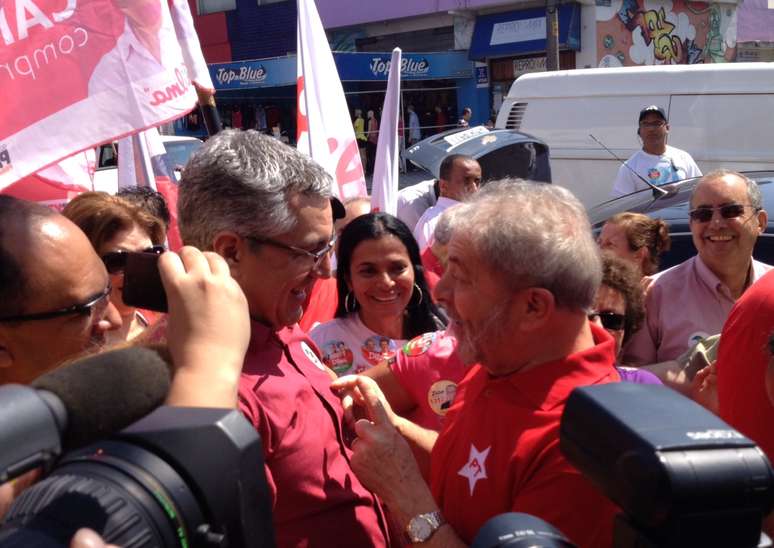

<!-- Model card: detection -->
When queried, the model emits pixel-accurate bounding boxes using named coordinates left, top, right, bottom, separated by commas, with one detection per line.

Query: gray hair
left=451, top=180, right=601, bottom=311
left=433, top=204, right=462, bottom=246
left=178, top=130, right=332, bottom=249
left=692, top=169, right=762, bottom=210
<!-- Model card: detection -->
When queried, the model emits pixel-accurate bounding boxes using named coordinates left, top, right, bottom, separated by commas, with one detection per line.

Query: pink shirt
left=623, top=255, right=772, bottom=365
left=238, top=321, right=389, bottom=548
left=389, top=330, right=470, bottom=431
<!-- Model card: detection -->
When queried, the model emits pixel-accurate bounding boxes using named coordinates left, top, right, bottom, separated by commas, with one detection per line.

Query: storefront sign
left=513, top=57, right=546, bottom=76
left=490, top=17, right=546, bottom=45
left=210, top=51, right=474, bottom=90
left=209, top=57, right=296, bottom=90
left=335, top=51, right=473, bottom=81
left=475, top=64, right=489, bottom=86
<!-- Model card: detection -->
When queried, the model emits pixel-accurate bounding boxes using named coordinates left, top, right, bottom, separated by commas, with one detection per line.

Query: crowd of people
left=1, top=121, right=773, bottom=547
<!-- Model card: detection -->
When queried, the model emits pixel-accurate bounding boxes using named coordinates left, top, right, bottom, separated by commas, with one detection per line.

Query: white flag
left=297, top=0, right=367, bottom=200
left=371, top=48, right=402, bottom=215
left=169, top=0, right=215, bottom=91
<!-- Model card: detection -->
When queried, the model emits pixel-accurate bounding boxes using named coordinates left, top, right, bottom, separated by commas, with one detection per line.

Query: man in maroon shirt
left=177, top=130, right=390, bottom=547
left=335, top=180, right=619, bottom=547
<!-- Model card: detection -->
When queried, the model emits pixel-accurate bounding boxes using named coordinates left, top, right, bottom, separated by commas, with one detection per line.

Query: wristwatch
left=405, top=511, right=446, bottom=543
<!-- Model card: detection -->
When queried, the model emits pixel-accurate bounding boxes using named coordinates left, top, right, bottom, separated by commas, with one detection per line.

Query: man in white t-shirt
left=413, top=154, right=481, bottom=251
left=611, top=105, right=702, bottom=197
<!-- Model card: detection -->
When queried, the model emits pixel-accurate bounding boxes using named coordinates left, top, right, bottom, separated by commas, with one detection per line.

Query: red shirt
left=238, top=322, right=389, bottom=547
left=389, top=331, right=468, bottom=431
left=718, top=270, right=774, bottom=462
left=421, top=247, right=444, bottom=279
left=299, top=277, right=338, bottom=333
left=429, top=324, right=620, bottom=547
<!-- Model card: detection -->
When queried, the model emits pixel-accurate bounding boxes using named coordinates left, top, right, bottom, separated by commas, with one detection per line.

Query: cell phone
left=122, top=252, right=168, bottom=313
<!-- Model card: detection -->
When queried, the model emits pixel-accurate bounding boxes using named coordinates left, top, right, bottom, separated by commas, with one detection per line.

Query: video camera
left=0, top=347, right=274, bottom=547
left=561, top=383, right=774, bottom=548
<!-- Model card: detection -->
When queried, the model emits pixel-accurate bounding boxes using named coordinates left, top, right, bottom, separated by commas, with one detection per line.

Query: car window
left=162, top=141, right=202, bottom=174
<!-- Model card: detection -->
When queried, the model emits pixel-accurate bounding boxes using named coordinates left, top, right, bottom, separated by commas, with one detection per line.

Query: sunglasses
left=688, top=204, right=758, bottom=224
left=589, top=311, right=626, bottom=331
left=101, top=245, right=166, bottom=274
left=0, top=282, right=112, bottom=323
left=245, top=234, right=336, bottom=269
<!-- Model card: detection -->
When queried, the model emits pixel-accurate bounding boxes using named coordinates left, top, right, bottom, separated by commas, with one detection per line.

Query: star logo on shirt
left=457, top=444, right=491, bottom=496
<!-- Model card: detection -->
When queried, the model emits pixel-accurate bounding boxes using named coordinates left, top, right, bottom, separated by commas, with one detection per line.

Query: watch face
left=410, top=516, right=433, bottom=542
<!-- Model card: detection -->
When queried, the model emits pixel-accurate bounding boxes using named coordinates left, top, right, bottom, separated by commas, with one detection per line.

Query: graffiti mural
left=596, top=0, right=737, bottom=66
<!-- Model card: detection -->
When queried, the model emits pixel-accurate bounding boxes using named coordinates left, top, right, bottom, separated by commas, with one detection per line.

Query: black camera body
left=0, top=407, right=275, bottom=547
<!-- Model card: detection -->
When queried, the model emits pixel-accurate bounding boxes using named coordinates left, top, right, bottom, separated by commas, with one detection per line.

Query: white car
left=92, top=135, right=203, bottom=192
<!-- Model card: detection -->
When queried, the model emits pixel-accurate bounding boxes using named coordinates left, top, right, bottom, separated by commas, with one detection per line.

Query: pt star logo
left=457, top=444, right=491, bottom=496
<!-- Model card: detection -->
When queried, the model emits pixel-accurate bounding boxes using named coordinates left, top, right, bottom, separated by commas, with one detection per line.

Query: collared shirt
left=623, top=255, right=773, bottom=365
left=389, top=330, right=469, bottom=431
left=429, top=324, right=620, bottom=547
left=717, top=270, right=774, bottom=462
left=413, top=196, right=459, bottom=252
left=397, top=178, right=437, bottom=232
left=88, top=21, right=166, bottom=97
left=238, top=321, right=389, bottom=548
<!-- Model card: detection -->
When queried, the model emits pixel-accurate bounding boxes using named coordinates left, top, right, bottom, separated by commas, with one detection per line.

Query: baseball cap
left=638, top=105, right=667, bottom=122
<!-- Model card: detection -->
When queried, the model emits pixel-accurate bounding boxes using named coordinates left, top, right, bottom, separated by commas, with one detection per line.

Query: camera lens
left=0, top=441, right=205, bottom=547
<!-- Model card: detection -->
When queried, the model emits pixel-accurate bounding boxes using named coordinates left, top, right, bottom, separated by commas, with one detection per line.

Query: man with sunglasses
left=177, top=130, right=390, bottom=548
left=624, top=170, right=771, bottom=365
left=611, top=105, right=702, bottom=197
left=0, top=196, right=122, bottom=385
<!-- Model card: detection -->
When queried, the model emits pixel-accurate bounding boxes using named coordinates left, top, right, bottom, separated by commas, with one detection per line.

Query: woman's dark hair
left=600, top=251, right=645, bottom=345
left=335, top=212, right=444, bottom=339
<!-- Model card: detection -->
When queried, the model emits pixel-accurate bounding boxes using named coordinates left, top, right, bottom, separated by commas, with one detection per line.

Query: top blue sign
left=209, top=51, right=475, bottom=90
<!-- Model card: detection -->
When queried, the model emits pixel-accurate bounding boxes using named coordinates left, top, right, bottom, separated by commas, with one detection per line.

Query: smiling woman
left=310, top=213, right=445, bottom=376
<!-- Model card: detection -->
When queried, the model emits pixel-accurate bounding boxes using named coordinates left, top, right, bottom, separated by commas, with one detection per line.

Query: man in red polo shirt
left=335, top=181, right=619, bottom=547
left=178, top=130, right=390, bottom=547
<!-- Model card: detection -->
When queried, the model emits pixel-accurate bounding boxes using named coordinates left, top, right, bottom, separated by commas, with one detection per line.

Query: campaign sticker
left=402, top=332, right=436, bottom=357
left=301, top=341, right=327, bottom=371
left=361, top=336, right=397, bottom=366
left=320, top=340, right=355, bottom=375
left=428, top=380, right=458, bottom=416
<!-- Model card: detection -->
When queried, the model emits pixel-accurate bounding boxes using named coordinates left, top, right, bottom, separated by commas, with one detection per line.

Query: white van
left=495, top=63, right=774, bottom=208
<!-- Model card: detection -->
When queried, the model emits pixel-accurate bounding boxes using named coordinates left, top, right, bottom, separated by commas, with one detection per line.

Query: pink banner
left=0, top=0, right=198, bottom=190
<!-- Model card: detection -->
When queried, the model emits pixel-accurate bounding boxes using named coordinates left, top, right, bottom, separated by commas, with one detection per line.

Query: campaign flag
left=168, top=0, right=214, bottom=91
left=296, top=0, right=367, bottom=200
left=0, top=149, right=95, bottom=210
left=371, top=48, right=402, bottom=215
left=0, top=0, right=199, bottom=191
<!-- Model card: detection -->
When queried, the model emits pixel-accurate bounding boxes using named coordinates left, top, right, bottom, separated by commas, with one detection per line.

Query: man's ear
left=756, top=209, right=768, bottom=234
left=518, top=287, right=555, bottom=332
left=212, top=231, right=247, bottom=280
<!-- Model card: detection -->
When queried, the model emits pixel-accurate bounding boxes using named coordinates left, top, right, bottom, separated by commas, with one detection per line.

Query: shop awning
left=468, top=4, right=581, bottom=60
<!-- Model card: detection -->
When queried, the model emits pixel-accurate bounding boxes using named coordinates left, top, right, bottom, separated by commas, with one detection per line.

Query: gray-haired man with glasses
left=177, top=130, right=390, bottom=548
left=624, top=169, right=771, bottom=365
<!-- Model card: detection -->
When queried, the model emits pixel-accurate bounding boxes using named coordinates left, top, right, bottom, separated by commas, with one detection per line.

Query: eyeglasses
left=245, top=234, right=336, bottom=268
left=0, top=282, right=112, bottom=323
left=688, top=204, right=759, bottom=224
left=639, top=121, right=666, bottom=129
left=101, top=245, right=166, bottom=274
left=589, top=311, right=626, bottom=331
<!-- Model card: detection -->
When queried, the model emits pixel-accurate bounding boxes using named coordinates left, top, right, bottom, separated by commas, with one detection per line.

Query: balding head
left=0, top=197, right=121, bottom=383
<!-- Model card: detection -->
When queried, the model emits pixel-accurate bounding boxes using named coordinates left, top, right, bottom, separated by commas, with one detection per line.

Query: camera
left=0, top=404, right=275, bottom=547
